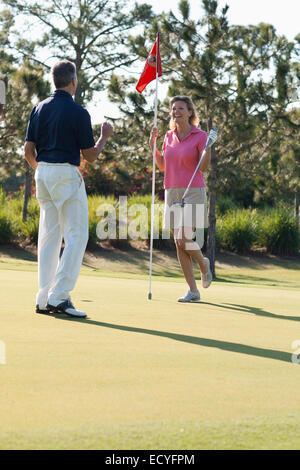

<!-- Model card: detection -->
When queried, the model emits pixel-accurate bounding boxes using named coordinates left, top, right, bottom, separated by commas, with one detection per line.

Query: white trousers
left=35, top=162, right=89, bottom=308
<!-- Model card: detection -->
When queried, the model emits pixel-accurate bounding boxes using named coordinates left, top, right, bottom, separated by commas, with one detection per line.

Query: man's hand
left=81, top=121, right=114, bottom=163
left=101, top=121, right=113, bottom=139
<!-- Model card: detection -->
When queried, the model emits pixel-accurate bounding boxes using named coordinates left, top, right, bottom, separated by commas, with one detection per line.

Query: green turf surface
left=0, top=248, right=300, bottom=449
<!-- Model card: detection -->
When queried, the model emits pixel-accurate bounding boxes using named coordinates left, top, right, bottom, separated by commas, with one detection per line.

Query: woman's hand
left=149, top=127, right=165, bottom=171
left=149, top=127, right=158, bottom=149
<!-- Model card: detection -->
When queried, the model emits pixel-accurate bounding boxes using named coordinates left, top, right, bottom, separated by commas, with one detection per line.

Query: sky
left=148, top=0, right=299, bottom=39
left=88, top=0, right=300, bottom=123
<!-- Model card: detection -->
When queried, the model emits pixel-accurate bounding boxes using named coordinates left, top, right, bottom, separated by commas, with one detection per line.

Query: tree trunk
left=74, top=56, right=84, bottom=104
left=22, top=164, right=33, bottom=222
left=75, top=83, right=84, bottom=103
left=207, top=189, right=217, bottom=279
left=0, top=76, right=7, bottom=117
left=294, top=190, right=299, bottom=220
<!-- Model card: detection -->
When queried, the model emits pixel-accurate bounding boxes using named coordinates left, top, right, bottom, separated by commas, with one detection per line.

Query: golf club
left=173, top=126, right=218, bottom=208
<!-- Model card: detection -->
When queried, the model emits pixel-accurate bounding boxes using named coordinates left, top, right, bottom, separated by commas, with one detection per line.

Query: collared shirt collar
left=52, top=89, right=73, bottom=99
left=173, top=125, right=200, bottom=141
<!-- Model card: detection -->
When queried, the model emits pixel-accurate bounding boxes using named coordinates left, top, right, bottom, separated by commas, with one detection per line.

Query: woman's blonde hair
left=169, top=95, right=199, bottom=129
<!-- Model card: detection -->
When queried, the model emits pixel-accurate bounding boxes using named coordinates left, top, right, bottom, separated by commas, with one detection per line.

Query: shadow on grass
left=0, top=244, right=37, bottom=262
left=217, top=251, right=300, bottom=270
left=214, top=275, right=279, bottom=285
left=82, top=246, right=182, bottom=278
left=214, top=275, right=300, bottom=289
left=201, top=302, right=300, bottom=323
left=49, top=314, right=294, bottom=364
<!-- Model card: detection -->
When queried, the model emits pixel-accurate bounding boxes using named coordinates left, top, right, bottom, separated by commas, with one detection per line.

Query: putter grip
left=205, top=126, right=218, bottom=150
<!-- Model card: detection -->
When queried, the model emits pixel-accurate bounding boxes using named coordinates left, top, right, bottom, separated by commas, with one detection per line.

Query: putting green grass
left=0, top=249, right=300, bottom=449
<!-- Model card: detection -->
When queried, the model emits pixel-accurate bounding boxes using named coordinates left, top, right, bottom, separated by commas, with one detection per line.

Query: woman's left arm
left=198, top=147, right=211, bottom=172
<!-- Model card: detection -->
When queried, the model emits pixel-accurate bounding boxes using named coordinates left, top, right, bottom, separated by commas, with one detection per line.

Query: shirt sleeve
left=77, top=108, right=95, bottom=149
left=197, top=131, right=207, bottom=153
left=25, top=107, right=37, bottom=142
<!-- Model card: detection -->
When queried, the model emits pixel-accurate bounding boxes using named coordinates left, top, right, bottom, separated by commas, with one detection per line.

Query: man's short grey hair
left=51, top=60, right=77, bottom=89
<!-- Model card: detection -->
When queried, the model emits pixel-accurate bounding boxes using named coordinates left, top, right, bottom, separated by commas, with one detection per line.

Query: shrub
left=0, top=188, right=6, bottom=206
left=20, top=216, right=39, bottom=244
left=87, top=194, right=130, bottom=247
left=216, top=209, right=257, bottom=253
left=128, top=194, right=173, bottom=249
left=5, top=190, right=298, bottom=256
left=0, top=189, right=14, bottom=243
left=216, top=197, right=239, bottom=216
left=257, top=207, right=300, bottom=255
left=86, top=193, right=174, bottom=249
left=0, top=214, right=14, bottom=244
left=1, top=192, right=40, bottom=244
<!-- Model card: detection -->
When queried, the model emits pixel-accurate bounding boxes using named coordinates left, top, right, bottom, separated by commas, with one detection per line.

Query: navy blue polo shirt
left=25, top=90, right=95, bottom=166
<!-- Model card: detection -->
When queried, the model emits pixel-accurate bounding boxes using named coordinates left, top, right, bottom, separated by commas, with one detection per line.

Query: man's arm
left=24, top=141, right=38, bottom=170
left=81, top=121, right=113, bottom=163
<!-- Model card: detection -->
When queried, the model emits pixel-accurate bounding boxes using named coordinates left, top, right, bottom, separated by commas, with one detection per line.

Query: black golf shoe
left=46, top=299, right=87, bottom=318
left=36, top=305, right=51, bottom=314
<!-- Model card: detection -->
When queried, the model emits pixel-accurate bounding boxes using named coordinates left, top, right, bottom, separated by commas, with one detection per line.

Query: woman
left=149, top=95, right=212, bottom=302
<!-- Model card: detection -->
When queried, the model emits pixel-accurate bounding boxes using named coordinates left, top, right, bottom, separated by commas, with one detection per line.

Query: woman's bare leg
left=176, top=227, right=207, bottom=273
left=175, top=242, right=198, bottom=292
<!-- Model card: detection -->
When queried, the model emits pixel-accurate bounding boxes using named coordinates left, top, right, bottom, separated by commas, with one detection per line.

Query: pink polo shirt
left=162, top=126, right=207, bottom=189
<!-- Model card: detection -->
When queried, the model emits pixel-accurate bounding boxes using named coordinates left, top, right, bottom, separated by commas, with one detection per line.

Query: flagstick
left=148, top=70, right=158, bottom=300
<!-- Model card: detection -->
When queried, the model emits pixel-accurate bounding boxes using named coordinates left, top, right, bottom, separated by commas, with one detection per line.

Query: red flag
left=136, top=34, right=162, bottom=93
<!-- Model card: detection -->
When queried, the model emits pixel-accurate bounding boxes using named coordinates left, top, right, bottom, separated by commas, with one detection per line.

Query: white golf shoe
left=178, top=290, right=200, bottom=302
left=202, top=257, right=212, bottom=288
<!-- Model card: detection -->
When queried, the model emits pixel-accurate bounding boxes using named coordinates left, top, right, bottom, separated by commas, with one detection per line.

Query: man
left=24, top=60, right=113, bottom=318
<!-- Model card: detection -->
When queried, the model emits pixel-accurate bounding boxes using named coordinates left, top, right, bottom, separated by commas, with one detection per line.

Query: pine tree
left=2, top=0, right=155, bottom=105
left=158, top=0, right=298, bottom=275
left=0, top=58, right=50, bottom=219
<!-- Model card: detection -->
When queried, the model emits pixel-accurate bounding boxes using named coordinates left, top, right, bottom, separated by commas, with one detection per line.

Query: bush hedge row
left=0, top=189, right=299, bottom=255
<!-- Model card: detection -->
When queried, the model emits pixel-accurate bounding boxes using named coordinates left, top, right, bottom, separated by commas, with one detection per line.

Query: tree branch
left=222, top=120, right=276, bottom=159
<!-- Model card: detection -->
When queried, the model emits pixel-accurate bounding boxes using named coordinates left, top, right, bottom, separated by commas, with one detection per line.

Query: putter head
left=172, top=199, right=185, bottom=208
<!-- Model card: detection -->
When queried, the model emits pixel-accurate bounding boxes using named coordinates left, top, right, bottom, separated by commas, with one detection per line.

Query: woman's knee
left=174, top=236, right=190, bottom=251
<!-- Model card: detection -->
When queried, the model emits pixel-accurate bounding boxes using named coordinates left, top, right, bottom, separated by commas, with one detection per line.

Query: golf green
left=0, top=253, right=300, bottom=449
